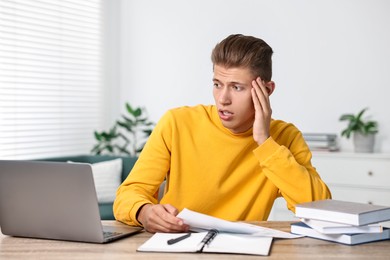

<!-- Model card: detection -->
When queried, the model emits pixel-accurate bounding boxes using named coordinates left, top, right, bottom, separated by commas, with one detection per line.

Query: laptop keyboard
left=103, top=231, right=123, bottom=239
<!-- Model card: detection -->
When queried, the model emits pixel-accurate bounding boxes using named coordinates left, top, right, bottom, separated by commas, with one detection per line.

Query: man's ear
left=266, top=81, right=275, bottom=96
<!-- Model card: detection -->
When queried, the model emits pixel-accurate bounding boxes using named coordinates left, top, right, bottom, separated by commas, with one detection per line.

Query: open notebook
left=138, top=231, right=273, bottom=256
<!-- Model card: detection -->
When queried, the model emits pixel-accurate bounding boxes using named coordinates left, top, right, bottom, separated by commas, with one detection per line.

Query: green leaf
left=341, top=129, right=351, bottom=139
left=109, top=126, right=117, bottom=135
left=117, top=120, right=133, bottom=131
left=118, top=132, right=130, bottom=142
left=356, top=108, right=368, bottom=121
left=91, top=145, right=99, bottom=154
left=120, top=115, right=135, bottom=125
left=91, top=102, right=155, bottom=156
left=117, top=145, right=131, bottom=155
left=143, top=129, right=153, bottom=135
left=94, top=131, right=102, bottom=141
left=339, top=114, right=354, bottom=121
left=133, top=107, right=142, bottom=117
left=126, top=103, right=134, bottom=114
left=339, top=107, right=378, bottom=139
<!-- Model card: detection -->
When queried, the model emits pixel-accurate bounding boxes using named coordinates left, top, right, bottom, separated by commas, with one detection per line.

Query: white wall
left=115, top=0, right=390, bottom=152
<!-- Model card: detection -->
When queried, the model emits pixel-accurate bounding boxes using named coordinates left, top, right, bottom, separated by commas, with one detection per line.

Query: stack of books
left=302, top=133, right=339, bottom=151
left=291, top=199, right=390, bottom=245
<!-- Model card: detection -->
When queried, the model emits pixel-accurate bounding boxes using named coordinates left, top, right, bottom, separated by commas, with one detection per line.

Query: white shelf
left=312, top=151, right=390, bottom=159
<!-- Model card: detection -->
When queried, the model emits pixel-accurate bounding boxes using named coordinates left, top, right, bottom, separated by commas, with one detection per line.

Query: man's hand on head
left=251, top=77, right=274, bottom=145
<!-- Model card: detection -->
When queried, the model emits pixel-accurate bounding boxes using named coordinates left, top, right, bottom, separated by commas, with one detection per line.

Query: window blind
left=0, top=0, right=104, bottom=159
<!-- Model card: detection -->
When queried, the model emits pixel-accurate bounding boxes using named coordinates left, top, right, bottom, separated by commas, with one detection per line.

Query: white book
left=301, top=219, right=383, bottom=234
left=137, top=232, right=273, bottom=256
left=291, top=222, right=390, bottom=245
left=303, top=133, right=337, bottom=141
left=295, top=199, right=390, bottom=226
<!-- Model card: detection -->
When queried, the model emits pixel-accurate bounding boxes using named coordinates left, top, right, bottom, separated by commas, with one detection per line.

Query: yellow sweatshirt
left=114, top=105, right=331, bottom=226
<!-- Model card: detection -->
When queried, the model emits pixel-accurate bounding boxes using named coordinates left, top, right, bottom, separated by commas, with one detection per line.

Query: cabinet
left=312, top=152, right=390, bottom=205
left=268, top=152, right=390, bottom=221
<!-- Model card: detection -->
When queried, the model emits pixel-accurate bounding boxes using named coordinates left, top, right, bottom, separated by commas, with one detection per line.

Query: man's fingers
left=154, top=205, right=181, bottom=225
left=254, top=79, right=270, bottom=108
left=251, top=88, right=261, bottom=111
left=251, top=77, right=272, bottom=145
left=144, top=204, right=189, bottom=233
left=163, top=204, right=179, bottom=216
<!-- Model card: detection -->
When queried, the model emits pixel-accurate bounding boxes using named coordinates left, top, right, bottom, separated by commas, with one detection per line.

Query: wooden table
left=1, top=221, right=389, bottom=259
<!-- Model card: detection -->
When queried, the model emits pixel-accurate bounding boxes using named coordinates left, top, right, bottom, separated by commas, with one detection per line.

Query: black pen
left=167, top=233, right=192, bottom=245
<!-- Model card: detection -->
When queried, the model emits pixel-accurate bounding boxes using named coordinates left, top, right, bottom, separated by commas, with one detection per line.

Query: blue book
left=291, top=222, right=390, bottom=245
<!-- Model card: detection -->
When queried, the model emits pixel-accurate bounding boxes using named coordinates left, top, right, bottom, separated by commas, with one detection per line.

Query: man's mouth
left=222, top=111, right=232, bottom=115
left=219, top=109, right=233, bottom=120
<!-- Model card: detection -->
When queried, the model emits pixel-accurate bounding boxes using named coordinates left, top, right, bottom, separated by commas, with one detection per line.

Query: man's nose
left=219, top=88, right=231, bottom=105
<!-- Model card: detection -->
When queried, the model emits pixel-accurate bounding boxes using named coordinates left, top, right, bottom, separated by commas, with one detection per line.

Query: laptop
left=0, top=160, right=142, bottom=243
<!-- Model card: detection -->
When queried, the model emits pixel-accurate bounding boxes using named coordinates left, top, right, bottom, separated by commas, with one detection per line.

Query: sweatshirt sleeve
left=113, top=111, right=173, bottom=226
left=252, top=123, right=331, bottom=213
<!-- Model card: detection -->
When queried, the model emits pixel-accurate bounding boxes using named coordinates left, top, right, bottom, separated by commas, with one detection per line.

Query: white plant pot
left=353, top=132, right=375, bottom=153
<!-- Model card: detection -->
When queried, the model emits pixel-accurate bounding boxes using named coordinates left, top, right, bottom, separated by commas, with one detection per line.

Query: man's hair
left=211, top=34, right=273, bottom=81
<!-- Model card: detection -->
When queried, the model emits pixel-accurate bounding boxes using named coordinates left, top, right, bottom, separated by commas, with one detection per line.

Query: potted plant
left=339, top=108, right=378, bottom=153
left=91, top=103, right=154, bottom=156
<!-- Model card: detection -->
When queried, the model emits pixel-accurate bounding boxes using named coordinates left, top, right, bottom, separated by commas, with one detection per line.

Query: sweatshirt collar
left=210, top=105, right=253, bottom=137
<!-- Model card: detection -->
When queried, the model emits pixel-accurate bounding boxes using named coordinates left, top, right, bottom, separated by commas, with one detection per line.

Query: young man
left=114, top=34, right=331, bottom=233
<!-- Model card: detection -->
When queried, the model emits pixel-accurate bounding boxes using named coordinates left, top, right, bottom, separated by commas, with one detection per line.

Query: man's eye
left=232, top=85, right=242, bottom=91
left=213, top=83, right=221, bottom=88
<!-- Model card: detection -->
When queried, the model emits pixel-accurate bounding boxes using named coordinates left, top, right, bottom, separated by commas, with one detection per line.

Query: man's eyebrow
left=230, top=81, right=246, bottom=85
left=212, top=78, right=246, bottom=85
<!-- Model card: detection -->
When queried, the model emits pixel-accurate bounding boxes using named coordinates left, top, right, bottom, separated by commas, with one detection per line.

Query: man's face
left=212, top=65, right=255, bottom=134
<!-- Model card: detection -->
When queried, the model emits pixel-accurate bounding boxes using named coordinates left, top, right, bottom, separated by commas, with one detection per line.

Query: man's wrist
left=255, top=134, right=270, bottom=146
left=136, top=203, right=151, bottom=225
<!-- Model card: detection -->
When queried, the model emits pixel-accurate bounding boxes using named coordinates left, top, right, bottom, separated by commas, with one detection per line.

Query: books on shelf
left=295, top=199, right=390, bottom=226
left=301, top=218, right=383, bottom=234
left=302, top=133, right=339, bottom=151
left=291, top=222, right=390, bottom=245
left=303, top=133, right=337, bottom=141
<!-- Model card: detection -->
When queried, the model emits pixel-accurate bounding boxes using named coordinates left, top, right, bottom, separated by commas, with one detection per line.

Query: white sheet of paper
left=177, top=208, right=301, bottom=239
